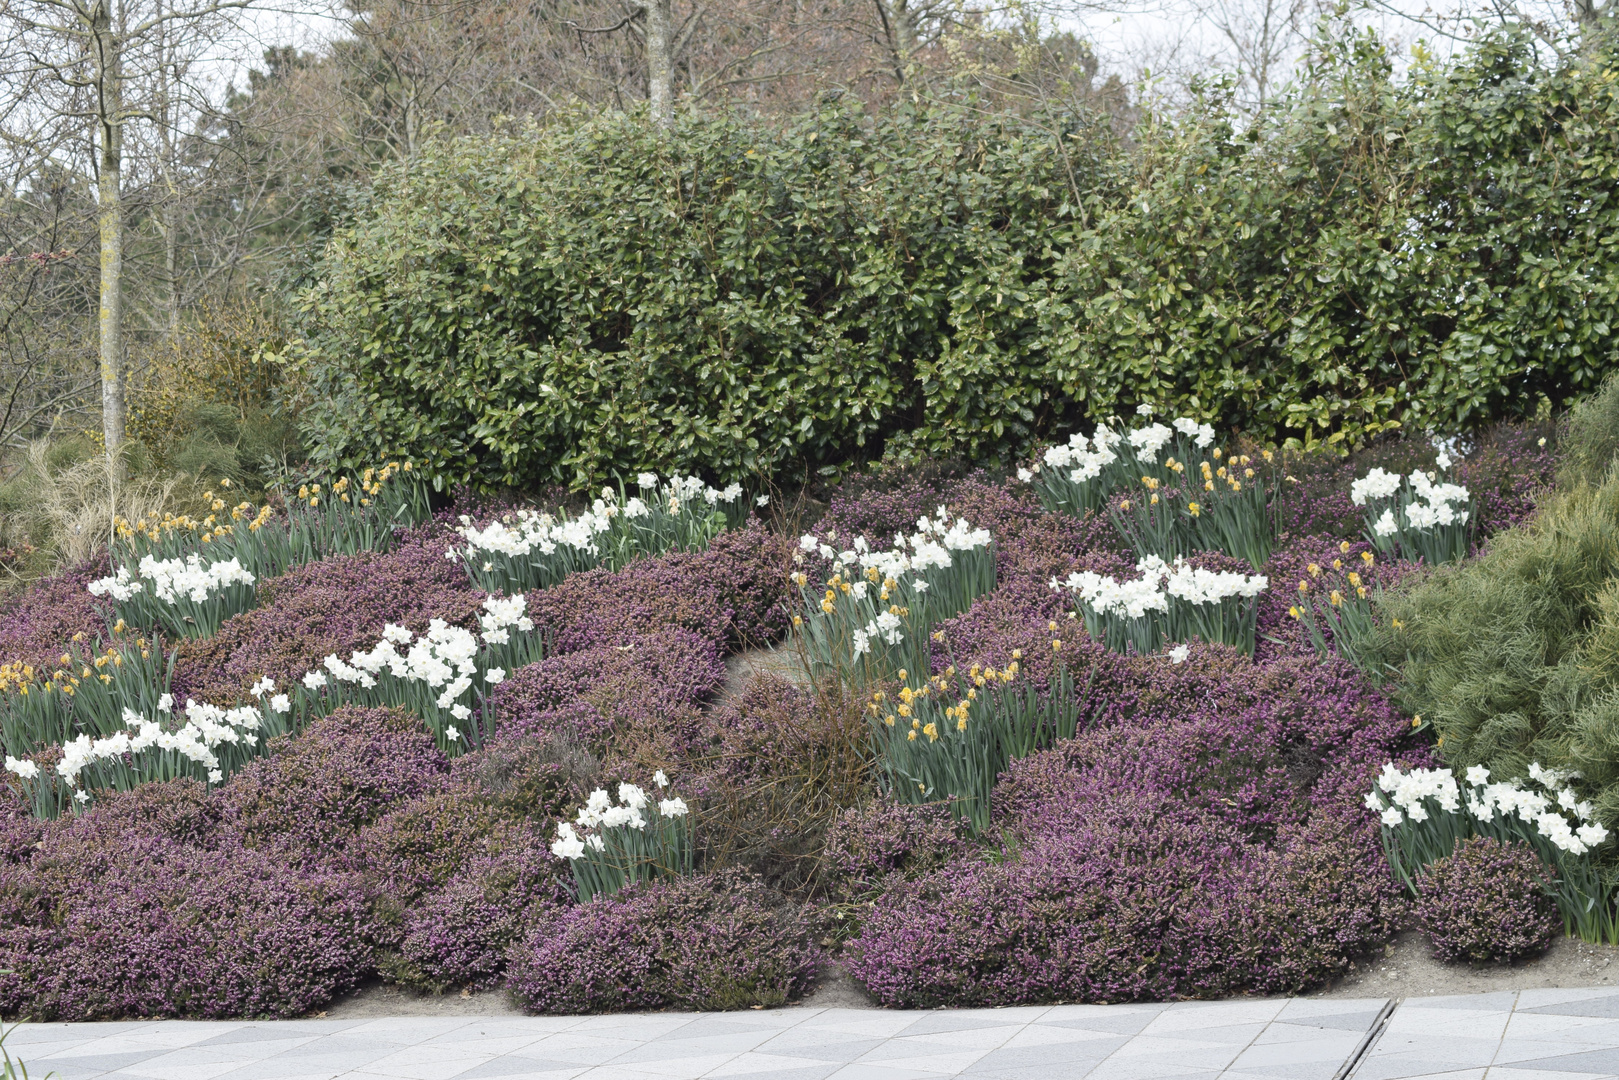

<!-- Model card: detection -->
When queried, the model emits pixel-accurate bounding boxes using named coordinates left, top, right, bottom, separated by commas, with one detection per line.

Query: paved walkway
left=9, top=988, right=1619, bottom=1080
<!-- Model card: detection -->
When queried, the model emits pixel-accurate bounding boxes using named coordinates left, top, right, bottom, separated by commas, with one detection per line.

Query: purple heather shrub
left=944, top=475, right=1123, bottom=579
left=844, top=622, right=1426, bottom=1006
left=490, top=629, right=724, bottom=753
left=486, top=700, right=615, bottom=749
left=1456, top=422, right=1558, bottom=540
left=0, top=554, right=111, bottom=670
left=218, top=707, right=447, bottom=855
left=172, top=527, right=483, bottom=703
left=997, top=649, right=1420, bottom=826
left=0, top=796, right=41, bottom=864
left=846, top=791, right=1257, bottom=1006
left=0, top=811, right=375, bottom=1019
left=930, top=567, right=1134, bottom=689
left=507, top=869, right=821, bottom=1014
left=447, top=729, right=599, bottom=820
left=526, top=525, right=792, bottom=655
left=1415, top=836, right=1560, bottom=965
left=821, top=470, right=1119, bottom=583
left=818, top=466, right=957, bottom=540
left=72, top=777, right=226, bottom=847
left=822, top=800, right=966, bottom=903
left=388, top=837, right=571, bottom=993
left=845, top=789, right=1400, bottom=1006
left=349, top=789, right=534, bottom=906
left=1270, top=424, right=1555, bottom=549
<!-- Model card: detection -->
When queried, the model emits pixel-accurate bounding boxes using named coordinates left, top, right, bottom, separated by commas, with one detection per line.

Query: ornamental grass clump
left=866, top=657, right=1085, bottom=833
left=1414, top=836, right=1560, bottom=965
left=791, top=511, right=995, bottom=686
left=1054, top=555, right=1268, bottom=656
left=451, top=473, right=751, bottom=595
left=1368, top=762, right=1615, bottom=941
left=1352, top=464, right=1474, bottom=565
left=550, top=774, right=693, bottom=901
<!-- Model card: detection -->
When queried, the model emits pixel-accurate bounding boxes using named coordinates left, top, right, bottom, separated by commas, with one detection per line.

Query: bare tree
left=0, top=0, right=255, bottom=453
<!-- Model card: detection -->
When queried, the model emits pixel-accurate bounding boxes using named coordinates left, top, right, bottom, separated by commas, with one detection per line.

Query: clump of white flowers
left=551, top=771, right=692, bottom=901
left=88, top=555, right=258, bottom=639
left=1023, top=416, right=1215, bottom=516
left=1370, top=760, right=1616, bottom=941
left=450, top=473, right=750, bottom=594
left=1372, top=761, right=1609, bottom=854
left=295, top=595, right=543, bottom=754
left=792, top=510, right=997, bottom=683
left=1351, top=460, right=1473, bottom=565
left=16, top=697, right=285, bottom=808
left=1053, top=555, right=1267, bottom=656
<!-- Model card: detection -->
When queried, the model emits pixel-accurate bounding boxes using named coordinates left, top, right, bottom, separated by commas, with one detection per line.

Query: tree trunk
left=644, top=0, right=674, bottom=126
left=94, top=0, right=125, bottom=455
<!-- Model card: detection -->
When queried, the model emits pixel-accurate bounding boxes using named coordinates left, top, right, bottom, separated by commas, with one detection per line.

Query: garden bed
left=0, top=417, right=1601, bottom=1020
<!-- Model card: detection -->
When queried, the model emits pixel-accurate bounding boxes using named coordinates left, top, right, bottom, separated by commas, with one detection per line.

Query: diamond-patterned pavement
left=10, top=990, right=1619, bottom=1080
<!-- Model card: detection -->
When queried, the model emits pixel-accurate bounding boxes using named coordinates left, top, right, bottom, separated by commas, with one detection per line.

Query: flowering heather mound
left=0, top=554, right=111, bottom=669
left=822, top=800, right=966, bottom=903
left=491, top=629, right=725, bottom=750
left=943, top=476, right=1123, bottom=579
left=0, top=426, right=1570, bottom=1017
left=173, top=529, right=482, bottom=702
left=846, top=793, right=1400, bottom=1006
left=527, top=525, right=792, bottom=654
left=845, top=647, right=1421, bottom=1006
left=219, top=707, right=447, bottom=854
left=1415, top=837, right=1560, bottom=965
left=507, top=870, right=821, bottom=1014
left=0, top=784, right=374, bottom=1020
left=387, top=838, right=571, bottom=993
left=351, top=788, right=536, bottom=907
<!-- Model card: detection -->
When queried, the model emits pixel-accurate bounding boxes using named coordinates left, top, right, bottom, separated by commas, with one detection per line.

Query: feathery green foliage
left=1381, top=477, right=1619, bottom=822
left=1560, top=375, right=1619, bottom=490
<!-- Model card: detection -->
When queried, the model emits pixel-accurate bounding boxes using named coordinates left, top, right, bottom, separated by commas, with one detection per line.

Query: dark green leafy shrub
left=298, top=28, right=1619, bottom=493
left=1415, top=836, right=1559, bottom=965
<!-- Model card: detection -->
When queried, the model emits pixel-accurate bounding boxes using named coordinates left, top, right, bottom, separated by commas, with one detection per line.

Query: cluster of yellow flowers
left=296, top=460, right=411, bottom=509
left=867, top=658, right=1023, bottom=742
left=0, top=639, right=146, bottom=697
left=1289, top=542, right=1378, bottom=619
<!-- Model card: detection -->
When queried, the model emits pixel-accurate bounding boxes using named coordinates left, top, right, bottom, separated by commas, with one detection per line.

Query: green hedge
left=295, top=27, right=1619, bottom=491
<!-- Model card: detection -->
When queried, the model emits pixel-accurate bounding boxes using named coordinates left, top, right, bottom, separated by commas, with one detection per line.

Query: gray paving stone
left=958, top=1063, right=1106, bottom=1080
left=958, top=1038, right=1128, bottom=1072
left=28, top=1049, right=172, bottom=1073
left=1520, top=995, right=1619, bottom=1019
left=1499, top=1047, right=1619, bottom=1073
left=28, top=989, right=1619, bottom=1079
left=749, top=1037, right=890, bottom=1062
